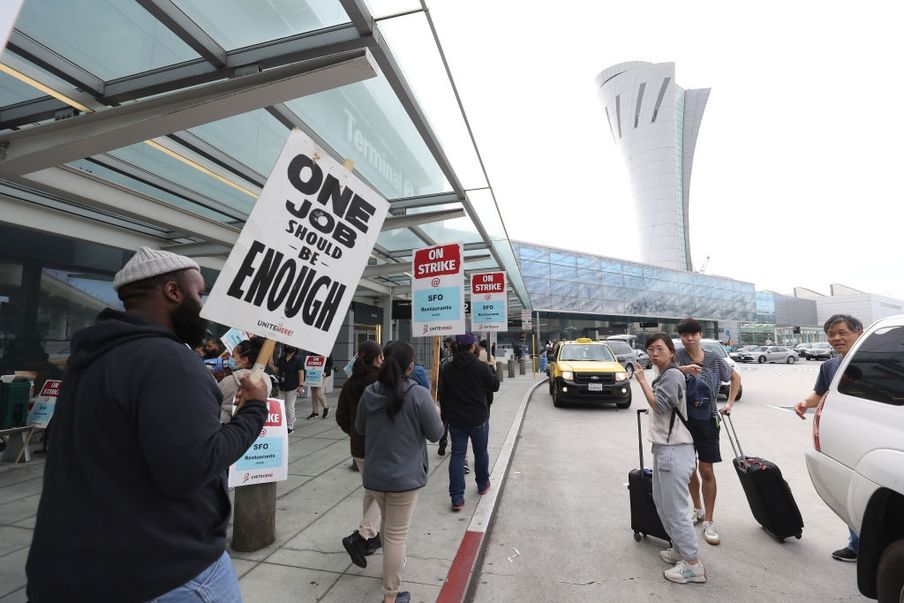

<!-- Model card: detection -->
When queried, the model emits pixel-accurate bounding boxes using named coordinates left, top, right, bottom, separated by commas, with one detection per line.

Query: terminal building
left=0, top=1, right=529, bottom=387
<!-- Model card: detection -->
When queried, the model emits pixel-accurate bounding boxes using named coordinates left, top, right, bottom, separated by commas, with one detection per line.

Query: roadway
left=471, top=360, right=868, bottom=602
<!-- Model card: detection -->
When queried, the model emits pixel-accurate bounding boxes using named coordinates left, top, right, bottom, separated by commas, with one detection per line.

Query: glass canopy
left=0, top=0, right=532, bottom=309
left=173, top=0, right=349, bottom=51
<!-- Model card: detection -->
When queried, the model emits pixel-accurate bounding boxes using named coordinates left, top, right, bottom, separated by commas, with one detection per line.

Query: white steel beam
left=381, top=207, right=465, bottom=231
left=15, top=166, right=241, bottom=246
left=0, top=50, right=378, bottom=177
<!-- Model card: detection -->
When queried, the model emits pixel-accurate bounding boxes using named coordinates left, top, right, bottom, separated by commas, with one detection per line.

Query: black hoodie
left=438, top=350, right=500, bottom=426
left=26, top=309, right=267, bottom=602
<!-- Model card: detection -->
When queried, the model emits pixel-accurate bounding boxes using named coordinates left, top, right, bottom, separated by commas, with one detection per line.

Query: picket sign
left=200, top=130, right=388, bottom=406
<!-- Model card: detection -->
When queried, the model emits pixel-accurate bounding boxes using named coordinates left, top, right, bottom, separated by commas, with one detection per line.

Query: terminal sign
left=470, top=272, right=507, bottom=332
left=412, top=243, right=464, bottom=337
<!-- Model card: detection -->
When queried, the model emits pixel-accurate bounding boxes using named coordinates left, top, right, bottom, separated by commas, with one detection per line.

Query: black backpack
left=666, top=366, right=715, bottom=421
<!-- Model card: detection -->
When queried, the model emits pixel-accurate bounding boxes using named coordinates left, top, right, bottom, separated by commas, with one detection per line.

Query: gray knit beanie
left=113, top=247, right=200, bottom=291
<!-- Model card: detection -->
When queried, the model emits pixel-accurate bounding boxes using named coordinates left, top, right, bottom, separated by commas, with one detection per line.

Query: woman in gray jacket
left=634, top=333, right=705, bottom=585
left=355, top=341, right=444, bottom=603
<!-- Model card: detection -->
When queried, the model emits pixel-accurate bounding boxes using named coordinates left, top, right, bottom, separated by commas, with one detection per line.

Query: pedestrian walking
left=218, top=337, right=263, bottom=423
left=794, top=314, right=864, bottom=562
left=309, top=354, right=333, bottom=419
left=26, top=247, right=269, bottom=602
left=355, top=342, right=444, bottom=603
left=675, top=317, right=741, bottom=545
left=439, top=333, right=499, bottom=511
left=634, top=333, right=706, bottom=584
left=337, top=339, right=385, bottom=567
left=271, top=345, right=304, bottom=432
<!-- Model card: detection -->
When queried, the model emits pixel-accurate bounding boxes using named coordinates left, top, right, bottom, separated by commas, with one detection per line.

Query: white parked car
left=804, top=314, right=904, bottom=601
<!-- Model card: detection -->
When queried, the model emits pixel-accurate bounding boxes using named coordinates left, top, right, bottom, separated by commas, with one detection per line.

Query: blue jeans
left=849, top=527, right=859, bottom=552
left=149, top=551, right=241, bottom=603
left=449, top=421, right=490, bottom=504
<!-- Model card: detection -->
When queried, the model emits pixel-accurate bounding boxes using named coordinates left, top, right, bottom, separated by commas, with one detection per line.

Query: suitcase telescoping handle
left=723, top=413, right=745, bottom=460
left=637, top=409, right=648, bottom=469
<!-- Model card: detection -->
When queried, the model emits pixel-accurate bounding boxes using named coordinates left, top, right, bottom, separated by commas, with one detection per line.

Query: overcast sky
left=415, top=0, right=902, bottom=300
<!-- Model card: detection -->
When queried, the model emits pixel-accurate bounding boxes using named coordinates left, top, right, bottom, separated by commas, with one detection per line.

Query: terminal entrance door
left=354, top=323, right=380, bottom=350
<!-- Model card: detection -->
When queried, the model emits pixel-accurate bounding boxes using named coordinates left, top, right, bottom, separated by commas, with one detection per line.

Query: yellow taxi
left=547, top=338, right=631, bottom=408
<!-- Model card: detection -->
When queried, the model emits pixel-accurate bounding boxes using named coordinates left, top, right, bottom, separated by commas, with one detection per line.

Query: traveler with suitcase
left=634, top=333, right=706, bottom=584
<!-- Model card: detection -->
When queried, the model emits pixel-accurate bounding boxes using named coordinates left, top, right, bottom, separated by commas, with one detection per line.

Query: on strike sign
left=228, top=398, right=289, bottom=487
left=201, top=129, right=389, bottom=355
left=412, top=243, right=464, bottom=336
left=470, top=271, right=507, bottom=332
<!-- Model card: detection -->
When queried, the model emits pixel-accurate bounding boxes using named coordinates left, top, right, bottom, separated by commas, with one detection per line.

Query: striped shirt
left=675, top=348, right=733, bottom=414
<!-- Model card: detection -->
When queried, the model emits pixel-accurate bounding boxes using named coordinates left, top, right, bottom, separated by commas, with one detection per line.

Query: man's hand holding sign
left=201, top=129, right=388, bottom=551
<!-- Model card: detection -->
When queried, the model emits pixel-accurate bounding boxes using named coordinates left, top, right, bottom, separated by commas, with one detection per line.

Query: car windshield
left=559, top=344, right=615, bottom=362
left=700, top=341, right=727, bottom=357
left=812, top=343, right=830, bottom=349
left=606, top=340, right=632, bottom=354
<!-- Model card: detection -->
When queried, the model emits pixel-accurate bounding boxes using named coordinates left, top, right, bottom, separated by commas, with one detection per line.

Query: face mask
left=226, top=358, right=238, bottom=370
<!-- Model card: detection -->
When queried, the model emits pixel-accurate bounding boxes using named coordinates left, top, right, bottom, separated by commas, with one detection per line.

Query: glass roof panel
left=0, top=70, right=46, bottom=105
left=188, top=109, right=289, bottom=178
left=173, top=0, right=349, bottom=51
left=68, top=158, right=239, bottom=223
left=378, top=12, right=488, bottom=190
left=377, top=228, right=424, bottom=252
left=14, top=0, right=200, bottom=80
left=106, top=143, right=255, bottom=214
left=284, top=72, right=450, bottom=200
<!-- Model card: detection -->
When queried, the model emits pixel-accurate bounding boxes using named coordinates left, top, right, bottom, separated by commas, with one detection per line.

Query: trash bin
left=518, top=357, right=526, bottom=375
left=496, top=361, right=505, bottom=382
left=507, top=359, right=516, bottom=379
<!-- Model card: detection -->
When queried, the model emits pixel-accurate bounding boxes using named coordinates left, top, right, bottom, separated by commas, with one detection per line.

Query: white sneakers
left=690, top=508, right=705, bottom=524
left=659, top=547, right=682, bottom=564
left=703, top=521, right=720, bottom=545
left=664, top=559, right=707, bottom=584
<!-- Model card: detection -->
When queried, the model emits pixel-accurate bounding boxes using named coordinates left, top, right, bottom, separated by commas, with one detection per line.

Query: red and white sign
left=228, top=398, right=289, bottom=487
left=470, top=272, right=507, bottom=332
left=412, top=243, right=464, bottom=337
left=303, top=354, right=326, bottom=386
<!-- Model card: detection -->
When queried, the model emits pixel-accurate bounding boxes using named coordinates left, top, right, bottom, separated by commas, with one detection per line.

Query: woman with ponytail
left=337, top=339, right=385, bottom=566
left=354, top=341, right=444, bottom=603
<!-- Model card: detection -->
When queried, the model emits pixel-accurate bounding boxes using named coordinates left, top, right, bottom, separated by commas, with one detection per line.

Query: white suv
left=805, top=314, right=904, bottom=601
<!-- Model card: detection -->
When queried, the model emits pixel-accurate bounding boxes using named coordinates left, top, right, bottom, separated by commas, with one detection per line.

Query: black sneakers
left=832, top=547, right=857, bottom=562
left=342, top=531, right=367, bottom=568
left=322, top=407, right=329, bottom=419
left=438, top=440, right=446, bottom=456
left=306, top=411, right=317, bottom=420
left=364, top=534, right=382, bottom=555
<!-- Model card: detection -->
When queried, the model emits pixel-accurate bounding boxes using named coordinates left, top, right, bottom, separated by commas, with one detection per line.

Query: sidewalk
left=0, top=371, right=542, bottom=602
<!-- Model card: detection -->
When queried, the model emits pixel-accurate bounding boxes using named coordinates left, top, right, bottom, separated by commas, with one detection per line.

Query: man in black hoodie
left=439, top=332, right=500, bottom=512
left=26, top=247, right=269, bottom=602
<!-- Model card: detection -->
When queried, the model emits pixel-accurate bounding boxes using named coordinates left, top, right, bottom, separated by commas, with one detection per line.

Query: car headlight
left=615, top=372, right=627, bottom=381
left=561, top=371, right=573, bottom=380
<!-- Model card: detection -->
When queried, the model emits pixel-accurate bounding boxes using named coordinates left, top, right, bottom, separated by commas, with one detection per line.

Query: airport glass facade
left=513, top=242, right=756, bottom=322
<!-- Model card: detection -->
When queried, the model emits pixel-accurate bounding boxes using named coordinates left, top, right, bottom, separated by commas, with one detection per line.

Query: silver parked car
left=737, top=345, right=798, bottom=364
left=805, top=342, right=833, bottom=360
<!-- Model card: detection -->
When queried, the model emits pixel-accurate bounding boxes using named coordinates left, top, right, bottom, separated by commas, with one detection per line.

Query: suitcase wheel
left=633, top=532, right=642, bottom=542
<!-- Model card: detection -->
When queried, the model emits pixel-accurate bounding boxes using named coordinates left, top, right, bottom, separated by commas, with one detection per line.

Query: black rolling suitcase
left=724, top=414, right=803, bottom=542
left=628, top=409, right=670, bottom=543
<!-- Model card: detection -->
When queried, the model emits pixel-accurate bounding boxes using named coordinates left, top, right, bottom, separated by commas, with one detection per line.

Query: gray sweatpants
left=652, top=443, right=699, bottom=560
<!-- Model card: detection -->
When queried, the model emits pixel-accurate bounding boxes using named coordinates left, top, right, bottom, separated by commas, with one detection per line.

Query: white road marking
left=766, top=404, right=794, bottom=413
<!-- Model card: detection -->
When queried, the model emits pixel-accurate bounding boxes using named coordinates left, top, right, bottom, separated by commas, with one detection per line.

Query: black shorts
left=687, top=417, right=722, bottom=464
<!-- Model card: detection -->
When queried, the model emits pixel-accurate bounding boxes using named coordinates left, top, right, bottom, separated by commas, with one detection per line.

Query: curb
left=436, top=377, right=548, bottom=603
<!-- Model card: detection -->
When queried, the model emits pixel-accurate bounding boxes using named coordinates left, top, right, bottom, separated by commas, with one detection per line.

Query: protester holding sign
left=355, top=342, right=444, bottom=603
left=218, top=338, right=263, bottom=423
left=271, top=345, right=304, bottom=432
left=307, top=354, right=333, bottom=420
left=337, top=340, right=384, bottom=568
left=26, top=247, right=269, bottom=602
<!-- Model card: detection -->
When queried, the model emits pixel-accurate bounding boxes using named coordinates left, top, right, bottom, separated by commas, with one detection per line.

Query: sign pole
left=430, top=336, right=440, bottom=402
left=232, top=337, right=277, bottom=551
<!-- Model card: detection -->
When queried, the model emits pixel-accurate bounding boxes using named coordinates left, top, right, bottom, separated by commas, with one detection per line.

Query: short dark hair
left=676, top=318, right=703, bottom=336
left=823, top=314, right=863, bottom=334
left=645, top=332, right=676, bottom=353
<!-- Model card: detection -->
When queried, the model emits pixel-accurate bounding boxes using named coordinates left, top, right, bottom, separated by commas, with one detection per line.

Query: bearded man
left=27, top=248, right=269, bottom=602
